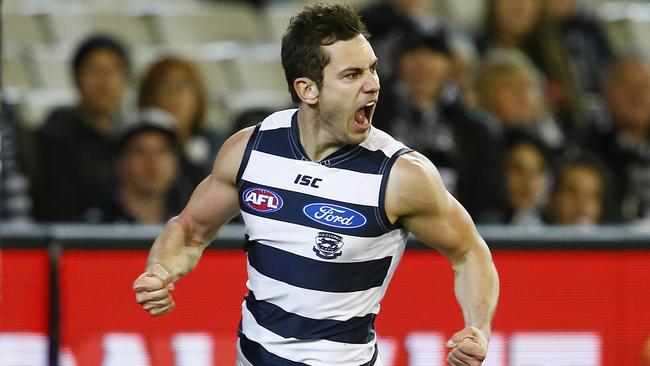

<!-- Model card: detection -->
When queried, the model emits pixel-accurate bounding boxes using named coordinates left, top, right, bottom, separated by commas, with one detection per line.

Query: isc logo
left=243, top=187, right=283, bottom=213
left=294, top=174, right=322, bottom=188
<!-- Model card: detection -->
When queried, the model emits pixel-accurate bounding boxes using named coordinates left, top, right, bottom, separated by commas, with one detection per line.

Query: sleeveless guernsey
left=236, top=109, right=412, bottom=365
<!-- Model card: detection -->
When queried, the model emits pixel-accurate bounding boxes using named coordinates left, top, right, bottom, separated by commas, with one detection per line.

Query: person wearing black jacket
left=373, top=30, right=507, bottom=223
left=84, top=109, right=188, bottom=224
left=583, top=56, right=650, bottom=223
left=360, top=0, right=441, bottom=80
left=34, top=35, right=130, bottom=221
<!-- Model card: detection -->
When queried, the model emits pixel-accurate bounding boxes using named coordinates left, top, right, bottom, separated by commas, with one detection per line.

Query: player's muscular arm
left=386, top=152, right=499, bottom=364
left=145, top=127, right=254, bottom=280
left=133, top=127, right=253, bottom=317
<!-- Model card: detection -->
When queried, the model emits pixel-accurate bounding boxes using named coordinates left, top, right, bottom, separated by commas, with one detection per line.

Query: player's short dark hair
left=281, top=4, right=369, bottom=103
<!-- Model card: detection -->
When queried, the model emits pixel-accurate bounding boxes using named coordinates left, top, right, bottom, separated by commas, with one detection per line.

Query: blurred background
left=1, top=0, right=650, bottom=365
left=2, top=0, right=650, bottom=227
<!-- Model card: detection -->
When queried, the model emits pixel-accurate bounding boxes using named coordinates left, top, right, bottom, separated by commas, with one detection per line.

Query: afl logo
left=303, top=203, right=367, bottom=229
left=243, top=187, right=283, bottom=213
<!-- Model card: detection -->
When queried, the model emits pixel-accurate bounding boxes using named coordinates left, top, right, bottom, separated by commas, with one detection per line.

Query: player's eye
left=344, top=72, right=359, bottom=80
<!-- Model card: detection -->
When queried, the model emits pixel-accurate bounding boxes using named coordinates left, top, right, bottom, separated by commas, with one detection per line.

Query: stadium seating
left=148, top=2, right=263, bottom=44
left=3, top=0, right=650, bottom=130
left=44, top=11, right=154, bottom=48
left=3, top=13, right=48, bottom=48
left=29, top=45, right=75, bottom=90
left=3, top=47, right=36, bottom=90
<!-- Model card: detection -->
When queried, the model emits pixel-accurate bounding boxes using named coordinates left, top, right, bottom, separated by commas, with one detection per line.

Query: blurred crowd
left=1, top=0, right=650, bottom=227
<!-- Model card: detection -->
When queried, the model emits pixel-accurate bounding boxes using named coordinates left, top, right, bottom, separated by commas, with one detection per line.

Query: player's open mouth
left=354, top=101, right=376, bottom=126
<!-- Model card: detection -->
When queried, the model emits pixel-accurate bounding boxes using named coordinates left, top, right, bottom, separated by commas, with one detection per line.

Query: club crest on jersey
left=243, top=187, right=283, bottom=213
left=303, top=203, right=367, bottom=229
left=313, top=232, right=344, bottom=259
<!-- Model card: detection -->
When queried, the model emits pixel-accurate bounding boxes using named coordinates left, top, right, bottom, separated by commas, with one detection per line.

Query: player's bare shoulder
left=385, top=151, right=449, bottom=222
left=210, top=126, right=256, bottom=184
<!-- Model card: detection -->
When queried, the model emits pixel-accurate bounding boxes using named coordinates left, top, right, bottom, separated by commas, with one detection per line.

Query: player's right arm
left=386, top=152, right=498, bottom=365
left=133, top=126, right=255, bottom=317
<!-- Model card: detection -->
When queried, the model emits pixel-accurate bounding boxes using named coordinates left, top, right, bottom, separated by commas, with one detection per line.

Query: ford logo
left=303, top=203, right=367, bottom=229
left=243, top=187, right=283, bottom=213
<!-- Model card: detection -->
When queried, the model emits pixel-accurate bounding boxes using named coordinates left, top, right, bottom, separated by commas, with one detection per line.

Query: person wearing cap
left=84, top=108, right=184, bottom=224
left=373, top=30, right=508, bottom=223
left=34, top=34, right=130, bottom=221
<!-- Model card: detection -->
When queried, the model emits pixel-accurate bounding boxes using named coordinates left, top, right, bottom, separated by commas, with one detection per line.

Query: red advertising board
left=0, top=249, right=50, bottom=364
left=2, top=249, right=650, bottom=365
left=0, top=249, right=49, bottom=333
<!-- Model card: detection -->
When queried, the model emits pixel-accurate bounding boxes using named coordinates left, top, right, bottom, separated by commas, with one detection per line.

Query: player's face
left=317, top=34, right=380, bottom=145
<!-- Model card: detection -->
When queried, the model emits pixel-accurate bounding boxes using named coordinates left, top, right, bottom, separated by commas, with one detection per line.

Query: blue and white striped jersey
left=236, top=109, right=412, bottom=365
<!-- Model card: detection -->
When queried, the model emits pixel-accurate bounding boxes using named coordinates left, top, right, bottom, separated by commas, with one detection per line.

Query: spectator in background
left=502, top=130, right=550, bottom=226
left=360, top=0, right=441, bottom=79
left=373, top=30, right=507, bottom=223
left=477, top=0, right=545, bottom=55
left=361, top=0, right=479, bottom=104
left=0, top=101, right=33, bottom=222
left=474, top=50, right=566, bottom=153
left=85, top=109, right=183, bottom=224
left=546, top=153, right=610, bottom=226
left=35, top=35, right=130, bottom=221
left=584, top=56, right=650, bottom=223
left=138, top=57, right=225, bottom=187
left=546, top=0, right=614, bottom=95
left=477, top=0, right=584, bottom=130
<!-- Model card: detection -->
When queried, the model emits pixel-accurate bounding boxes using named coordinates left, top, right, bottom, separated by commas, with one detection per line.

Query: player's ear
left=294, top=77, right=319, bottom=105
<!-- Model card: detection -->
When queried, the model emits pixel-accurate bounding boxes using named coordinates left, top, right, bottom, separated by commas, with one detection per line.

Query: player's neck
left=296, top=107, right=346, bottom=162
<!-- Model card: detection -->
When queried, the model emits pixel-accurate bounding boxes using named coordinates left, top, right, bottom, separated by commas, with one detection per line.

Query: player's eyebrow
left=337, top=59, right=378, bottom=77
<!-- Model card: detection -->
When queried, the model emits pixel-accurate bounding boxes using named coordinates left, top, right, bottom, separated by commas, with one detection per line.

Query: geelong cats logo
left=303, top=203, right=367, bottom=229
left=243, top=187, right=283, bottom=213
left=313, top=232, right=344, bottom=259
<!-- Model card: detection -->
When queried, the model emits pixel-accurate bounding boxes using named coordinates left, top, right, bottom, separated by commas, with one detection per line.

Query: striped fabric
left=236, top=109, right=411, bottom=365
left=0, top=105, right=32, bottom=222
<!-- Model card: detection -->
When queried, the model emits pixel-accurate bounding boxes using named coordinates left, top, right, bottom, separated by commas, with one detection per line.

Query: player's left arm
left=386, top=152, right=499, bottom=364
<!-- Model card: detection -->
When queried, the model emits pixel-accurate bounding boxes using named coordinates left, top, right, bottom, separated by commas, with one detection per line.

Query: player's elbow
left=450, top=237, right=492, bottom=272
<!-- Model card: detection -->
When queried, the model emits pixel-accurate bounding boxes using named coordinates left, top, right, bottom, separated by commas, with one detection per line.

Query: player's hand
left=445, top=326, right=488, bottom=366
left=133, top=264, right=176, bottom=317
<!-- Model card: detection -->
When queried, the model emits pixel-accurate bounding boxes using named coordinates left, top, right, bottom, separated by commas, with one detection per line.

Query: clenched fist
left=446, top=326, right=488, bottom=366
left=133, top=264, right=176, bottom=317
